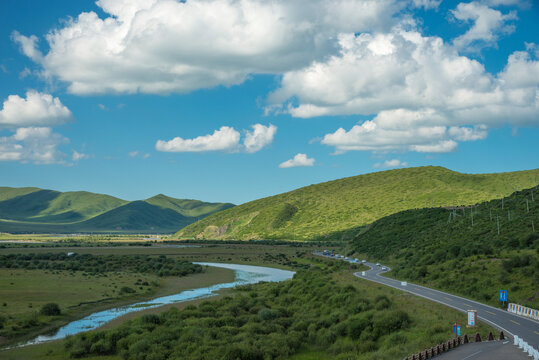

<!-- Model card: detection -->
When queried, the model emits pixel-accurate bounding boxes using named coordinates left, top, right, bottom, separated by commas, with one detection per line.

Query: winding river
left=19, top=263, right=295, bottom=347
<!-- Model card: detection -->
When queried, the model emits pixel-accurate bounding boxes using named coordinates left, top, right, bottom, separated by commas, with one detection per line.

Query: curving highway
left=314, top=252, right=539, bottom=349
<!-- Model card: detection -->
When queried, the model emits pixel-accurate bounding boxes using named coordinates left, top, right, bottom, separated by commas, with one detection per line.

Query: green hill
left=351, top=186, right=539, bottom=308
left=145, top=194, right=234, bottom=218
left=176, top=166, right=539, bottom=241
left=0, top=188, right=127, bottom=222
left=0, top=187, right=234, bottom=234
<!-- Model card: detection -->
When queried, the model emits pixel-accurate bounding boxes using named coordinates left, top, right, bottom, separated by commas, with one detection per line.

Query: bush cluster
left=64, top=268, right=410, bottom=359
left=0, top=253, right=203, bottom=277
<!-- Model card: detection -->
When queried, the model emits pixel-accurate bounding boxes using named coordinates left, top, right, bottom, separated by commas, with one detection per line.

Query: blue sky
left=0, top=0, right=538, bottom=204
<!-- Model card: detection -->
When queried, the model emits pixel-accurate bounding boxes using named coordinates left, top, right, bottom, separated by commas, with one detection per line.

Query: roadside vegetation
left=177, top=166, right=539, bottom=241
left=352, top=186, right=539, bottom=308
left=1, top=261, right=495, bottom=360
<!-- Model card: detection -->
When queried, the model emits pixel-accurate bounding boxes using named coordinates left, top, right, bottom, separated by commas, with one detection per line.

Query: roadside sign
left=500, top=290, right=508, bottom=302
left=401, top=281, right=407, bottom=286
left=361, top=271, right=366, bottom=276
left=467, top=310, right=477, bottom=327
left=457, top=326, right=461, bottom=336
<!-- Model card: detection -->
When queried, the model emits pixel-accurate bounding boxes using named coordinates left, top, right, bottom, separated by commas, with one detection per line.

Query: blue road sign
left=500, top=290, right=507, bottom=302
left=457, top=326, right=461, bottom=336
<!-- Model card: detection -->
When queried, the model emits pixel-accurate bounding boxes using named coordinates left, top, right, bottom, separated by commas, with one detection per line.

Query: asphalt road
left=433, top=340, right=530, bottom=360
left=314, top=253, right=539, bottom=349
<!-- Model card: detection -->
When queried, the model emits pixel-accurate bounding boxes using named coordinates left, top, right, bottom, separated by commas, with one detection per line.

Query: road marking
left=462, top=350, right=482, bottom=360
left=503, top=341, right=509, bottom=344
left=485, top=310, right=496, bottom=316
left=464, top=303, right=473, bottom=308
left=535, top=331, right=539, bottom=336
left=444, top=297, right=452, bottom=301
left=510, top=320, right=520, bottom=326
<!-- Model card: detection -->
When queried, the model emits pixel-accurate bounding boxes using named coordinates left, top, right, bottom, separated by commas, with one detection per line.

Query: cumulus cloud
left=279, top=153, right=315, bottom=168
left=373, top=159, right=409, bottom=168
left=243, top=124, right=277, bottom=153
left=0, top=91, right=72, bottom=128
left=451, top=2, right=517, bottom=52
left=156, top=124, right=277, bottom=153
left=0, top=127, right=69, bottom=164
left=269, top=26, right=538, bottom=153
left=156, top=126, right=241, bottom=153
left=12, top=0, right=403, bottom=95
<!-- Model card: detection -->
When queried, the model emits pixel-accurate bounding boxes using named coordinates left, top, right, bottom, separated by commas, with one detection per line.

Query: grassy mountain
left=145, top=194, right=234, bottom=218
left=351, top=186, right=539, bottom=308
left=177, top=166, right=539, bottom=241
left=0, top=188, right=127, bottom=223
left=0, top=187, right=234, bottom=234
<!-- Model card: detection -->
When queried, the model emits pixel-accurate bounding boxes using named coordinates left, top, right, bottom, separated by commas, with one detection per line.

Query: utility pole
left=502, top=198, right=504, bottom=210
left=526, top=198, right=529, bottom=213
left=497, top=216, right=500, bottom=235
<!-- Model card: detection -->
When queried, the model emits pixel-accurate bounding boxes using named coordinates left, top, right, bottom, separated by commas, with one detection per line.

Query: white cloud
left=373, top=159, right=409, bottom=168
left=451, top=2, right=517, bottom=52
left=97, top=104, right=108, bottom=110
left=0, top=91, right=72, bottom=128
left=12, top=0, right=403, bottom=95
left=243, top=124, right=277, bottom=153
left=482, top=0, right=531, bottom=8
left=156, top=123, right=276, bottom=153
left=156, top=126, right=241, bottom=153
left=279, top=153, right=315, bottom=168
left=72, top=151, right=89, bottom=161
left=0, top=127, right=68, bottom=164
left=411, top=140, right=458, bottom=153
left=11, top=31, right=42, bottom=62
left=269, top=26, right=538, bottom=153
left=129, top=150, right=151, bottom=159
left=412, top=0, right=441, bottom=9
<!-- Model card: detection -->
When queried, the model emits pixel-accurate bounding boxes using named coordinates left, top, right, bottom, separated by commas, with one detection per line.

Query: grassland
left=0, top=261, right=496, bottom=360
left=177, top=166, right=539, bottom=241
left=351, top=186, right=539, bottom=308
left=0, top=187, right=233, bottom=234
left=0, top=250, right=235, bottom=347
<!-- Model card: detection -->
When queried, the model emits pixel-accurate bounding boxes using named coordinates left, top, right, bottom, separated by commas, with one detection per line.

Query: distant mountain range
left=0, top=187, right=234, bottom=234
left=176, top=166, right=539, bottom=241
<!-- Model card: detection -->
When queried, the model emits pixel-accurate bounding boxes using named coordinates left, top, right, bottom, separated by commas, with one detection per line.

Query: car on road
left=376, top=262, right=380, bottom=266
left=381, top=266, right=387, bottom=271
left=361, top=260, right=366, bottom=263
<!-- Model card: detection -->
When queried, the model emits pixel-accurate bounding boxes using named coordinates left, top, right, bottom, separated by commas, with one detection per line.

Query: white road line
left=462, top=350, right=483, bottom=360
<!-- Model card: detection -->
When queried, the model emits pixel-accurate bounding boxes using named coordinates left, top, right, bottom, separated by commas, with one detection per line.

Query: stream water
left=18, top=263, right=294, bottom=347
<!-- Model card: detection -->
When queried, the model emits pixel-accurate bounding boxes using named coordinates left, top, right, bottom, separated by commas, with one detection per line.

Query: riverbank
left=0, top=266, right=234, bottom=348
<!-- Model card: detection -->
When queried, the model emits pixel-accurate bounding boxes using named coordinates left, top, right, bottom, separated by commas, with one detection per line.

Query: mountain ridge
left=176, top=166, right=539, bottom=241
left=0, top=187, right=234, bottom=234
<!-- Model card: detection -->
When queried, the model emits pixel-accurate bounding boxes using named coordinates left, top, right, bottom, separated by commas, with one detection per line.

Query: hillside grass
left=351, top=186, right=539, bottom=308
left=177, top=166, right=539, bottom=241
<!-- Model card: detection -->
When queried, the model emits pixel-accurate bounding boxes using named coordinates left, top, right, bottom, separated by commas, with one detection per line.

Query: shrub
left=119, top=287, right=136, bottom=294
left=40, top=303, right=61, bottom=316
